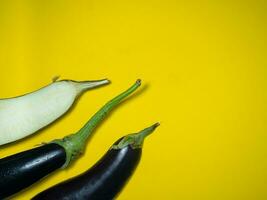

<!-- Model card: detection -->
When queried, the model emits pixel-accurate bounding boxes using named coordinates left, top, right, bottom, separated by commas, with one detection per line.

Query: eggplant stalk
left=52, top=79, right=142, bottom=167
left=113, top=122, right=160, bottom=149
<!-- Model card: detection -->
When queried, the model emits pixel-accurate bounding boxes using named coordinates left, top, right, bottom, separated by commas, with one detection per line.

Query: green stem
left=112, top=122, right=160, bottom=150
left=52, top=79, right=141, bottom=167
left=77, top=79, right=141, bottom=140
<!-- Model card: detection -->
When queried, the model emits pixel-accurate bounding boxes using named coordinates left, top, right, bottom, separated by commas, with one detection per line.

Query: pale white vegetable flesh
left=0, top=79, right=109, bottom=145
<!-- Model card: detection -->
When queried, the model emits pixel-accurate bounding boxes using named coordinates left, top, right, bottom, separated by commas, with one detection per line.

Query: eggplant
left=32, top=123, right=159, bottom=200
left=0, top=80, right=141, bottom=199
left=0, top=78, right=109, bottom=146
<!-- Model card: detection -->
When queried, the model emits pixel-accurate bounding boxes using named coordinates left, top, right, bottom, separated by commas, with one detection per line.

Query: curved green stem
left=113, top=122, right=160, bottom=150
left=53, top=79, right=141, bottom=167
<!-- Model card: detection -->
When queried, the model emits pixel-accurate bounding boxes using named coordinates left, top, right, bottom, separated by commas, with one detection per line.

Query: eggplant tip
left=136, top=79, right=141, bottom=85
left=154, top=122, right=160, bottom=127
left=103, top=78, right=111, bottom=84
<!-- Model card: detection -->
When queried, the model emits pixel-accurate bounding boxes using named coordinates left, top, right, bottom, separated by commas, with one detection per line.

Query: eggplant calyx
left=112, top=122, right=160, bottom=150
left=52, top=133, right=85, bottom=168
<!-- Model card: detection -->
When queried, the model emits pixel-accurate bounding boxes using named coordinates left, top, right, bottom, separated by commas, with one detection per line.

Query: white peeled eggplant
left=0, top=78, right=109, bottom=146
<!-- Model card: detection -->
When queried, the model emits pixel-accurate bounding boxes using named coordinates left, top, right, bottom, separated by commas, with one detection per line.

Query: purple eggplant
left=32, top=123, right=159, bottom=200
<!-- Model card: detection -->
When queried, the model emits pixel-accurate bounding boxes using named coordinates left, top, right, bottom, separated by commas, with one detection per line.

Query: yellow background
left=0, top=1, right=266, bottom=199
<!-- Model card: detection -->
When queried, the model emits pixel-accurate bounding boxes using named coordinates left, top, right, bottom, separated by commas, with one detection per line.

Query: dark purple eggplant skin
left=0, top=143, right=66, bottom=199
left=32, top=139, right=142, bottom=200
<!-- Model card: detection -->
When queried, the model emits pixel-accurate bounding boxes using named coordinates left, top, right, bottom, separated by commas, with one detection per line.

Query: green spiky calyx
left=52, top=134, right=85, bottom=168
left=112, top=122, right=160, bottom=150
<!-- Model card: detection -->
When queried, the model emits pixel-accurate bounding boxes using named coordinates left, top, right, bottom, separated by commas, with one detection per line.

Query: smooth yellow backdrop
left=0, top=1, right=266, bottom=199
